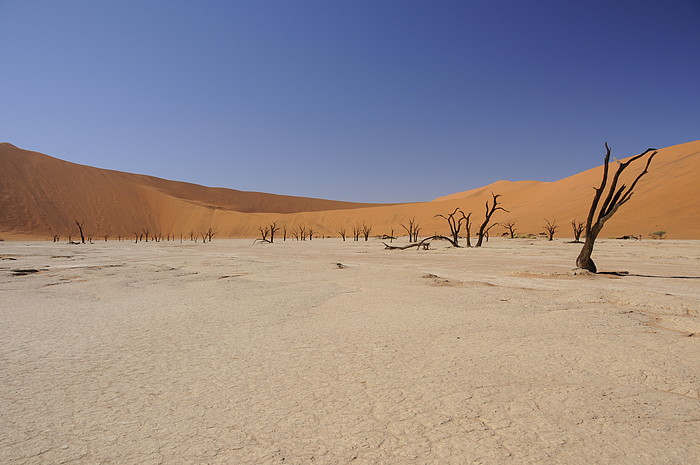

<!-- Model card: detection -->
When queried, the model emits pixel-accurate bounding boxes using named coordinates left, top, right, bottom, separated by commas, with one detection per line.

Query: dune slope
left=0, top=140, right=698, bottom=239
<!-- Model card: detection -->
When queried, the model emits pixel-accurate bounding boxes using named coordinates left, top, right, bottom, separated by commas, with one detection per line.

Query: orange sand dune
left=1, top=141, right=698, bottom=240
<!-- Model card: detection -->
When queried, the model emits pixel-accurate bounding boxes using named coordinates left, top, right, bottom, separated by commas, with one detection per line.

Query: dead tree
left=267, top=221, right=279, bottom=243
left=352, top=224, right=361, bottom=241
left=297, top=224, right=307, bottom=241
left=52, top=234, right=60, bottom=242
left=434, top=208, right=471, bottom=247
left=308, top=226, right=314, bottom=240
left=401, top=217, right=421, bottom=242
left=362, top=224, right=372, bottom=241
left=205, top=228, right=216, bottom=242
left=476, top=193, right=508, bottom=247
left=501, top=221, right=517, bottom=239
left=576, top=143, right=657, bottom=273
left=75, top=220, right=86, bottom=244
left=133, top=231, right=140, bottom=243
left=571, top=220, right=585, bottom=242
left=143, top=229, right=150, bottom=242
left=339, top=227, right=346, bottom=241
left=282, top=225, right=287, bottom=241
left=258, top=226, right=270, bottom=242
left=103, top=234, right=108, bottom=242
left=543, top=219, right=559, bottom=241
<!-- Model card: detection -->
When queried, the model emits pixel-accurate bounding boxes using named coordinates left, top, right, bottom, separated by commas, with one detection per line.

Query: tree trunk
left=575, top=235, right=597, bottom=273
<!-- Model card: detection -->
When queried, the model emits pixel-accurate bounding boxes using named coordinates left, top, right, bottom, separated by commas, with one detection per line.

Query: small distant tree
left=268, top=221, right=279, bottom=243
left=571, top=219, right=585, bottom=242
left=501, top=221, right=517, bottom=239
left=352, top=224, right=362, bottom=241
left=339, top=227, right=346, bottom=241
left=401, top=217, right=421, bottom=242
left=476, top=193, right=508, bottom=247
left=649, top=230, right=666, bottom=239
left=205, top=228, right=215, bottom=242
left=75, top=220, right=86, bottom=244
left=308, top=226, right=314, bottom=241
left=282, top=225, right=287, bottom=241
left=133, top=231, right=140, bottom=243
left=297, top=224, right=307, bottom=241
left=362, top=224, right=372, bottom=241
left=543, top=219, right=559, bottom=241
left=103, top=234, right=109, bottom=242
left=258, top=226, right=270, bottom=242
left=188, top=231, right=195, bottom=242
left=576, top=143, right=657, bottom=272
left=143, top=229, right=150, bottom=242
left=52, top=234, right=60, bottom=242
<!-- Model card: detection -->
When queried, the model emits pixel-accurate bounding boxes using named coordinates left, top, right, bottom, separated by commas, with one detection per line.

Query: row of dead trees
left=499, top=219, right=585, bottom=241
left=53, top=223, right=217, bottom=244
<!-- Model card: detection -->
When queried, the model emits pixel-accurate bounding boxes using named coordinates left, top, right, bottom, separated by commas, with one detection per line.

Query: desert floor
left=1, top=238, right=698, bottom=464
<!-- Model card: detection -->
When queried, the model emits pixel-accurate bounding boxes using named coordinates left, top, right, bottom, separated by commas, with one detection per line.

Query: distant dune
left=1, top=140, right=698, bottom=239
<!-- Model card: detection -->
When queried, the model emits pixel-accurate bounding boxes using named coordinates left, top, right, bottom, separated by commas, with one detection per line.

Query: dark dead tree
left=297, top=224, right=307, bottom=241
left=308, top=226, right=315, bottom=240
left=362, top=224, right=372, bottom=241
left=434, top=208, right=472, bottom=247
left=475, top=193, right=508, bottom=247
left=133, top=231, right=140, bottom=243
left=103, top=234, right=108, bottom=242
left=268, top=221, right=279, bottom=243
left=401, top=217, right=421, bottom=242
left=576, top=143, right=657, bottom=273
left=206, top=228, right=216, bottom=242
left=142, top=229, right=150, bottom=242
left=543, top=219, right=559, bottom=241
left=571, top=219, right=585, bottom=242
left=339, top=227, right=346, bottom=241
left=75, top=220, right=86, bottom=244
left=352, top=224, right=361, bottom=241
left=282, top=225, right=287, bottom=241
left=383, top=235, right=452, bottom=251
left=52, top=234, right=60, bottom=242
left=501, top=221, right=517, bottom=239
left=258, top=226, right=270, bottom=242
left=188, top=231, right=195, bottom=242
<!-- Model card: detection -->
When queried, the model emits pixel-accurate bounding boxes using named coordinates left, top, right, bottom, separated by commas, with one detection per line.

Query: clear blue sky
left=1, top=1, right=698, bottom=203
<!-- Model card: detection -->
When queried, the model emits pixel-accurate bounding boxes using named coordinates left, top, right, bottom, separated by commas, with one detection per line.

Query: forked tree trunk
left=575, top=143, right=656, bottom=273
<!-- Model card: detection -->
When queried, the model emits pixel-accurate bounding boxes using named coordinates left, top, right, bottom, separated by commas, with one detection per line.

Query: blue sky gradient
left=1, top=1, right=698, bottom=202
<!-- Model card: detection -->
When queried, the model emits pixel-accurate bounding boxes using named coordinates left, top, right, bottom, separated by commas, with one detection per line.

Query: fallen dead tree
left=383, top=235, right=460, bottom=251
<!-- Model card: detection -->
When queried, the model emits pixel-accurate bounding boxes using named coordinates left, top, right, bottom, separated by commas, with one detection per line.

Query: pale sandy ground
left=1, top=238, right=698, bottom=465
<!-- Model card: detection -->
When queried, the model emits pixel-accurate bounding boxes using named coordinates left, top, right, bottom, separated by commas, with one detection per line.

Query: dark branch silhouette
left=434, top=208, right=472, bottom=247
left=476, top=193, right=508, bottom=247
left=75, top=220, right=85, bottom=244
left=543, top=219, right=559, bottom=241
left=571, top=219, right=585, bottom=242
left=501, top=221, right=517, bottom=239
left=576, top=143, right=657, bottom=272
left=401, top=217, right=421, bottom=242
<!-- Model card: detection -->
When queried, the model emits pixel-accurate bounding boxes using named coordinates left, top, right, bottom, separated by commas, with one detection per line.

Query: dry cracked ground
left=1, top=238, right=698, bottom=464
